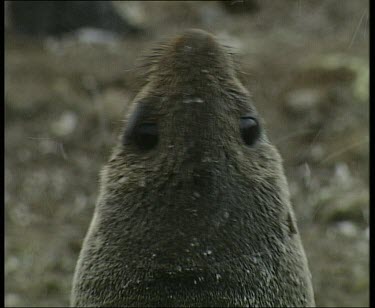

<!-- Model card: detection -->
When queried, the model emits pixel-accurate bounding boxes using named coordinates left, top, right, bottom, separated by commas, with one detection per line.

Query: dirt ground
left=4, top=1, right=369, bottom=307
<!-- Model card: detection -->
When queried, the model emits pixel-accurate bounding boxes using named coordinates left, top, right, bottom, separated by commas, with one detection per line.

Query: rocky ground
left=5, top=1, right=369, bottom=307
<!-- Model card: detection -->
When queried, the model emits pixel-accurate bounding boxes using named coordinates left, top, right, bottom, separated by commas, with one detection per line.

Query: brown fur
left=71, top=29, right=315, bottom=307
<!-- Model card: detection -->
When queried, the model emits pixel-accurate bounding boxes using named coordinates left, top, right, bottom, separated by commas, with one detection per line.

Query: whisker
left=319, top=137, right=369, bottom=165
left=348, top=8, right=367, bottom=49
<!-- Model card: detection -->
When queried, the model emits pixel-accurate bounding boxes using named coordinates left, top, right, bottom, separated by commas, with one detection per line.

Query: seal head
left=71, top=29, right=315, bottom=307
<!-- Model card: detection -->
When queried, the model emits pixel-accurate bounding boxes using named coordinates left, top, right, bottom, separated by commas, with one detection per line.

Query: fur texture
left=71, top=29, right=315, bottom=307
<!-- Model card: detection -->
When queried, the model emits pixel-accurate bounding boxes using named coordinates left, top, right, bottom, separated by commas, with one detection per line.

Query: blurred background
left=4, top=1, right=369, bottom=307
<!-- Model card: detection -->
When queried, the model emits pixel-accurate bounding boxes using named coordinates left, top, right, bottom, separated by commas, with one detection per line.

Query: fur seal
left=71, top=29, right=315, bottom=307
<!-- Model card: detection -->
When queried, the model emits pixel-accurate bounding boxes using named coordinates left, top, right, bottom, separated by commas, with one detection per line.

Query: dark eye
left=240, top=116, right=260, bottom=146
left=133, top=123, right=159, bottom=150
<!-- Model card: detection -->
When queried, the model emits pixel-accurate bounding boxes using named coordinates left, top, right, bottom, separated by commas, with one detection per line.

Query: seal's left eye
left=240, top=116, right=260, bottom=146
left=134, top=123, right=158, bottom=150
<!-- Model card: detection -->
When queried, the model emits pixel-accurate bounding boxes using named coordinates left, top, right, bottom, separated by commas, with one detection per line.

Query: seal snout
left=170, top=29, right=225, bottom=62
left=173, top=29, right=218, bottom=51
left=154, top=29, right=233, bottom=82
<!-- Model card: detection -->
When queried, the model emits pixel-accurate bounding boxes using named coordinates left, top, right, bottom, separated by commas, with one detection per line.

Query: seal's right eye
left=133, top=123, right=158, bottom=150
left=122, top=102, right=159, bottom=151
left=123, top=121, right=158, bottom=151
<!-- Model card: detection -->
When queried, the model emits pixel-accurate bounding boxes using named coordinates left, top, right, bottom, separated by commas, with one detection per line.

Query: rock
left=314, top=187, right=368, bottom=225
left=51, top=111, right=78, bottom=137
left=285, top=88, right=323, bottom=114
left=335, top=221, right=358, bottom=238
left=221, top=0, right=259, bottom=14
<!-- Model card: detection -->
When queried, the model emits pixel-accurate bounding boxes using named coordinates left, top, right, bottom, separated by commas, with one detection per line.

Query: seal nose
left=162, top=29, right=230, bottom=74
left=154, top=29, right=235, bottom=87
left=172, top=29, right=220, bottom=55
